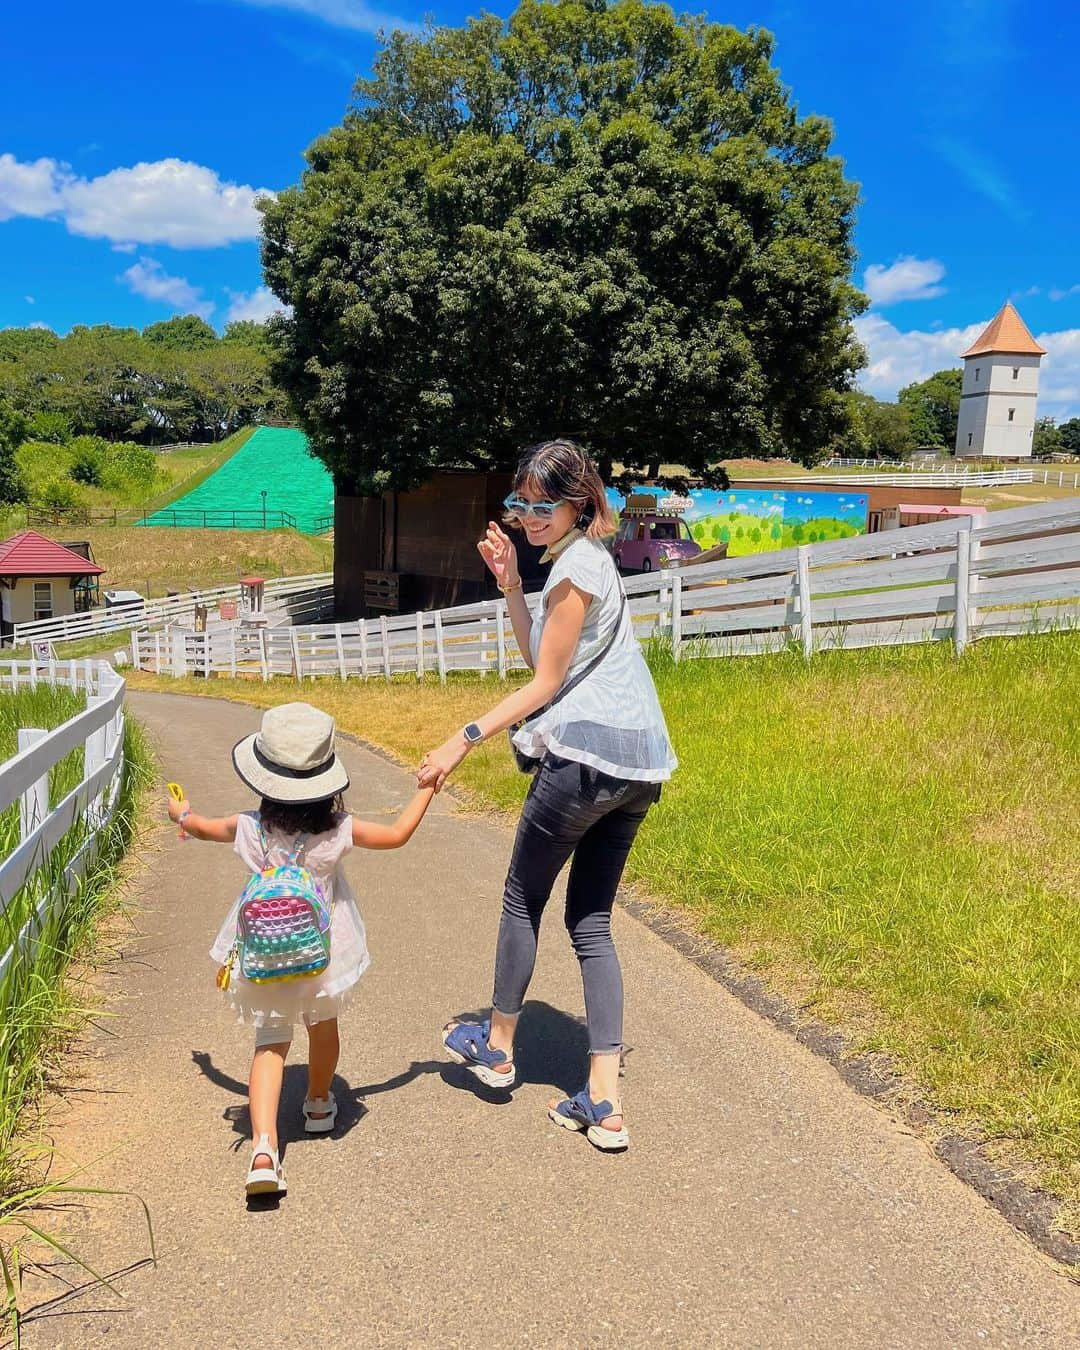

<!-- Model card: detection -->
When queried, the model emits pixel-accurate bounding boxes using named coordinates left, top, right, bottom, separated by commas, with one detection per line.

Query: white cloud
left=1049, top=284, right=1080, bottom=302
left=862, top=257, right=947, bottom=306
left=28, top=321, right=51, bottom=331
left=0, top=154, right=64, bottom=221
left=0, top=153, right=274, bottom=248
left=855, top=313, right=1080, bottom=421
left=225, top=285, right=290, bottom=324
left=120, top=258, right=215, bottom=319
left=227, top=0, right=419, bottom=35
left=23, top=295, right=34, bottom=305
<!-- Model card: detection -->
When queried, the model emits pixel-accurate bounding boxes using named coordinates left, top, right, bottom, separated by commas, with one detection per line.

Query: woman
left=417, top=438, right=676, bottom=1152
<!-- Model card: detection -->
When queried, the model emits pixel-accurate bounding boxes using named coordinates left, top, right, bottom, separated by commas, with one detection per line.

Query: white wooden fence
left=0, top=660, right=127, bottom=979
left=131, top=498, right=1080, bottom=680
left=820, top=459, right=1080, bottom=490
left=11, top=572, right=334, bottom=647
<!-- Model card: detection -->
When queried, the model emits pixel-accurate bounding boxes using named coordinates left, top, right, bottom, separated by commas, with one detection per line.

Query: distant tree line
left=0, top=315, right=286, bottom=448
left=834, top=367, right=1079, bottom=460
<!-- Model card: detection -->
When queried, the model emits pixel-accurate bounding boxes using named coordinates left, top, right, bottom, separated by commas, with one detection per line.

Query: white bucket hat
left=232, top=703, right=349, bottom=803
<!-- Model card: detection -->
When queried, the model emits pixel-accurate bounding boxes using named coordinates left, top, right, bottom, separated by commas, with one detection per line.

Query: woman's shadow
left=440, top=1000, right=601, bottom=1104
left=190, top=1049, right=442, bottom=1210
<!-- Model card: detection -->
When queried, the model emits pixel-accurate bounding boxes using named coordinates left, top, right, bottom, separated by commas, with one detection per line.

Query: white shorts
left=253, top=997, right=343, bottom=1049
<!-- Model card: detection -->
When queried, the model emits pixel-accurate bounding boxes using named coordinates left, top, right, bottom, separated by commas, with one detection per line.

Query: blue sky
left=2, top=0, right=1078, bottom=418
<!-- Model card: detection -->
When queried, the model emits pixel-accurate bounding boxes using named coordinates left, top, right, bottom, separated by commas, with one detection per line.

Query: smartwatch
left=462, top=723, right=484, bottom=745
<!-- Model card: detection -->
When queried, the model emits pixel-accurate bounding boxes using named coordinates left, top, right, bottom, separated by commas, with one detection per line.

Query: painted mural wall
left=606, top=488, right=868, bottom=557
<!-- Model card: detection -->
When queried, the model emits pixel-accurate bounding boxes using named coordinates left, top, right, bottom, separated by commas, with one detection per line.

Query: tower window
left=1008, top=408, right=1015, bottom=422
left=975, top=368, right=980, bottom=381
left=1013, top=367, right=1020, bottom=380
left=967, top=433, right=973, bottom=446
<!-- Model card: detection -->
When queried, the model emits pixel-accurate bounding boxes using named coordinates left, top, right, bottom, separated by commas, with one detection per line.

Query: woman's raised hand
left=477, top=521, right=520, bottom=589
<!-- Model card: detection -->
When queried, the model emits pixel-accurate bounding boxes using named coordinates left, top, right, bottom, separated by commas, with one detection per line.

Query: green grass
left=141, top=426, right=333, bottom=533
left=127, top=630, right=1080, bottom=1225
left=0, top=686, right=155, bottom=1191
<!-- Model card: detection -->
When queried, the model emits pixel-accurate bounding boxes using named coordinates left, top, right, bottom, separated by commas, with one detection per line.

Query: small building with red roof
left=0, top=531, right=105, bottom=642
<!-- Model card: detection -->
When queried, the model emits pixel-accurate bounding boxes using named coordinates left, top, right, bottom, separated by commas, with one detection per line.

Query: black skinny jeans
left=492, top=755, right=660, bottom=1055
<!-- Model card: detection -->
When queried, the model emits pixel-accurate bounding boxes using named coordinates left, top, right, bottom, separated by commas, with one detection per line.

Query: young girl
left=167, top=701, right=434, bottom=1197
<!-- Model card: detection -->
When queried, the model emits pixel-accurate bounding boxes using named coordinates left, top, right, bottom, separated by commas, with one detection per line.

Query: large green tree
left=0, top=397, right=29, bottom=504
left=261, top=0, right=866, bottom=493
left=1057, top=417, right=1080, bottom=455
left=898, top=367, right=961, bottom=449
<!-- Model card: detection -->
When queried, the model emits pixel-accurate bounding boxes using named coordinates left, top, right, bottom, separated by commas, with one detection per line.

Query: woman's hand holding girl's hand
left=477, top=521, right=520, bottom=589
left=417, top=735, right=469, bottom=793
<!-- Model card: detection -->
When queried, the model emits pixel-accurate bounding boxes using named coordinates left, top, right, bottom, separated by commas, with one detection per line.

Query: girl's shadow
left=191, top=1050, right=442, bottom=1209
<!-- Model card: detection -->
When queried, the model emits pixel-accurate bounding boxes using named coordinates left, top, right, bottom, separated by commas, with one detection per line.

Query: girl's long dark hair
left=259, top=793, right=344, bottom=837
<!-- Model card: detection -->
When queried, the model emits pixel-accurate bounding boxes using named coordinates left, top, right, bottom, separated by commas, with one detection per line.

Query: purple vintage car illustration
left=611, top=494, right=702, bottom=573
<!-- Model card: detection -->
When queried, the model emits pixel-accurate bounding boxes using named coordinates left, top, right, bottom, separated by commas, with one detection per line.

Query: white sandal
left=302, top=1091, right=338, bottom=1134
left=246, top=1133, right=287, bottom=1196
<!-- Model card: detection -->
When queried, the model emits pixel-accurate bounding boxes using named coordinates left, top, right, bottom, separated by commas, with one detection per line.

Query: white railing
left=11, top=572, right=334, bottom=647
left=132, top=498, right=1080, bottom=679
left=820, top=459, right=1080, bottom=490
left=0, top=660, right=127, bottom=978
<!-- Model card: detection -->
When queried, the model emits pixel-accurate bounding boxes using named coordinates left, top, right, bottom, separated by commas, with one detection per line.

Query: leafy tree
left=898, top=368, right=961, bottom=448
left=857, top=392, right=914, bottom=459
left=222, top=320, right=272, bottom=353
left=143, top=315, right=218, bottom=351
left=261, top=0, right=866, bottom=494
left=69, top=435, right=107, bottom=485
left=27, top=410, right=72, bottom=444
left=1032, top=416, right=1063, bottom=458
left=1057, top=417, right=1080, bottom=455
left=0, top=396, right=29, bottom=503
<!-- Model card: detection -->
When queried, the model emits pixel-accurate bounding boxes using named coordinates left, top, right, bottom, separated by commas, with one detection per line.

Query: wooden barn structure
left=334, top=471, right=548, bottom=619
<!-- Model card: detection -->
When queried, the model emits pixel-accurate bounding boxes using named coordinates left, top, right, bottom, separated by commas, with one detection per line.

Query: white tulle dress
left=210, top=812, right=370, bottom=1030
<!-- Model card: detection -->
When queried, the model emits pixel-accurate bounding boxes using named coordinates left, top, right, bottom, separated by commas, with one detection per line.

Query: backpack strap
left=287, top=833, right=309, bottom=866
left=254, top=815, right=308, bottom=868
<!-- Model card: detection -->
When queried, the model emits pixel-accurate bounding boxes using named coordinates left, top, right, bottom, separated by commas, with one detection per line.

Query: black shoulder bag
left=508, top=586, right=628, bottom=774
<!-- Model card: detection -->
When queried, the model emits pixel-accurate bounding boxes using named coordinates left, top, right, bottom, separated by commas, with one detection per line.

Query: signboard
left=219, top=600, right=237, bottom=621
left=32, top=640, right=56, bottom=662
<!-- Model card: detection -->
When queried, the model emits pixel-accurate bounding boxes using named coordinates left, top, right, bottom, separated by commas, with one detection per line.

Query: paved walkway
left=20, top=692, right=1079, bottom=1348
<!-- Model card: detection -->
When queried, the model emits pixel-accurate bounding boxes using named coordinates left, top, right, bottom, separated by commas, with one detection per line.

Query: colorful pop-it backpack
left=224, top=822, right=333, bottom=987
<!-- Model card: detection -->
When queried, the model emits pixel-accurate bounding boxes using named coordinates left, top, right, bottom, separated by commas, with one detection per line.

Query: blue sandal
left=548, top=1088, right=629, bottom=1152
left=442, top=1019, right=516, bottom=1088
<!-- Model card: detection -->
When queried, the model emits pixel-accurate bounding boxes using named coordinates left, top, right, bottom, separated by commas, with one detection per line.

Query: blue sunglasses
left=503, top=493, right=565, bottom=521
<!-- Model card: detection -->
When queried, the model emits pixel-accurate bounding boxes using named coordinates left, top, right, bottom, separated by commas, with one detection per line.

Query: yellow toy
left=168, top=782, right=191, bottom=840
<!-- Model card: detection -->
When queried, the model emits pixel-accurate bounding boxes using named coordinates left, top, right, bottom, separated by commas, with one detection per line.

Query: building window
left=1008, top=408, right=1015, bottom=422
left=1013, top=367, right=1020, bottom=380
left=32, top=582, right=53, bottom=621
left=974, top=368, right=980, bottom=381
left=967, top=433, right=973, bottom=447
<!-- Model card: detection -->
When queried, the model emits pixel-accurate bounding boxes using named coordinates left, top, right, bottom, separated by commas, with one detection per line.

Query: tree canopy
left=898, top=368, right=961, bottom=449
left=0, top=319, right=285, bottom=444
left=261, top=0, right=866, bottom=493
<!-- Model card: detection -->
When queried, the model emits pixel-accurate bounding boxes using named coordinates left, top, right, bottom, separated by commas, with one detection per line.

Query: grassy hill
left=141, top=426, right=333, bottom=533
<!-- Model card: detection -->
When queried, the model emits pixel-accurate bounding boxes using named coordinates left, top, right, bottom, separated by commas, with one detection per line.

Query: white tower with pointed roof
left=955, top=301, right=1046, bottom=459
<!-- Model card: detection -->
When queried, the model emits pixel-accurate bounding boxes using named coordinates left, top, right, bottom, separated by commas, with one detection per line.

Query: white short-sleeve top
left=512, top=535, right=677, bottom=782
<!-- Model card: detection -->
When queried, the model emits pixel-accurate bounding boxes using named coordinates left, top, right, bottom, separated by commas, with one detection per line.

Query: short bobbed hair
left=510, top=438, right=616, bottom=539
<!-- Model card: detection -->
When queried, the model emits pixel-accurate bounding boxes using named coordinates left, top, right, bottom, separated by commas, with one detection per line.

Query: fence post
left=433, top=610, right=447, bottom=684
left=670, top=575, right=683, bottom=661
left=259, top=628, right=269, bottom=683
left=131, top=630, right=140, bottom=670
left=380, top=616, right=391, bottom=680
left=496, top=600, right=508, bottom=679
left=171, top=630, right=186, bottom=678
left=18, top=728, right=49, bottom=841
left=359, top=618, right=369, bottom=679
left=416, top=611, right=425, bottom=680
left=335, top=624, right=346, bottom=680
left=290, top=628, right=303, bottom=680
left=955, top=520, right=972, bottom=656
left=85, top=694, right=109, bottom=826
left=796, top=546, right=814, bottom=660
